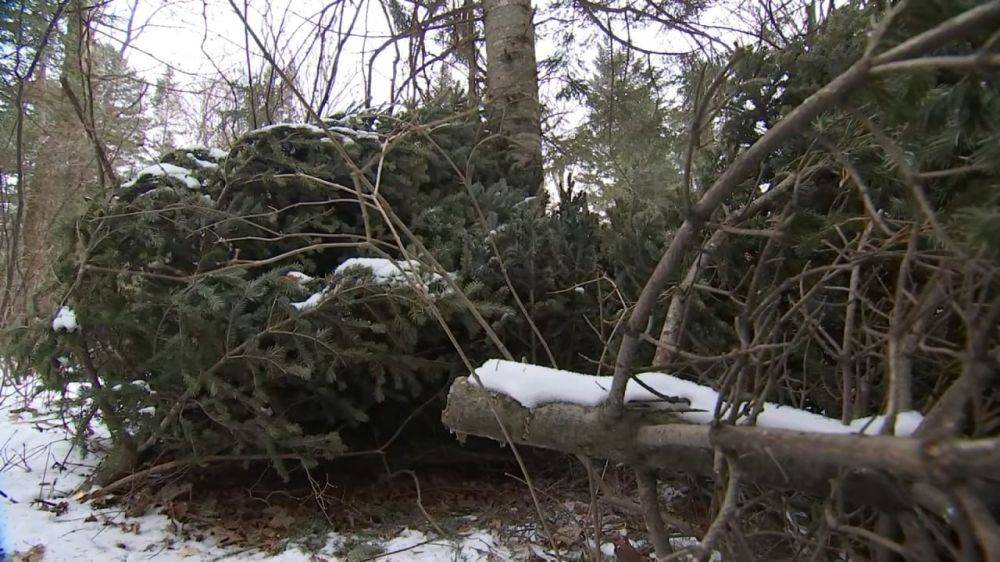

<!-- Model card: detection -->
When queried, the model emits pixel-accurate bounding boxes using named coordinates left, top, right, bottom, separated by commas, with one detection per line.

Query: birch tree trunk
left=482, top=0, right=543, bottom=192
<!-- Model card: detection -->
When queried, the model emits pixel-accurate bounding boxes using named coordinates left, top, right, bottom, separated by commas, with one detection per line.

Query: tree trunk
left=442, top=377, right=1000, bottom=502
left=460, top=0, right=480, bottom=104
left=482, top=0, right=543, bottom=193
left=18, top=0, right=92, bottom=315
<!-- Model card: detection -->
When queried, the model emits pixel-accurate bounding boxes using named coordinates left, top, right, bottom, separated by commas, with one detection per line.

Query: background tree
left=149, top=68, right=185, bottom=156
left=482, top=0, right=543, bottom=193
left=1, top=0, right=147, bottom=320
left=559, top=47, right=684, bottom=211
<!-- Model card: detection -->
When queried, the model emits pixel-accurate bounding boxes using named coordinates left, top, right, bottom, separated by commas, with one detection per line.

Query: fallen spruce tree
left=4, top=1, right=999, bottom=559
left=7, top=96, right=606, bottom=484
left=442, top=3, right=1000, bottom=560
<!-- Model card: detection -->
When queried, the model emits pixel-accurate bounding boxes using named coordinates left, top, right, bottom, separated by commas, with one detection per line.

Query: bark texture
left=442, top=378, right=1000, bottom=500
left=17, top=1, right=94, bottom=315
left=460, top=0, right=479, bottom=104
left=482, top=0, right=542, bottom=192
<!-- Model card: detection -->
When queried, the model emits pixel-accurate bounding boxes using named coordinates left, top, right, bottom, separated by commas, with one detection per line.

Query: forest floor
left=0, top=381, right=712, bottom=561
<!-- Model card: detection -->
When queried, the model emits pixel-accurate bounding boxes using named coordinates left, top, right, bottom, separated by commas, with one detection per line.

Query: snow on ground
left=472, top=360, right=924, bottom=436
left=375, top=530, right=503, bottom=561
left=0, top=382, right=509, bottom=561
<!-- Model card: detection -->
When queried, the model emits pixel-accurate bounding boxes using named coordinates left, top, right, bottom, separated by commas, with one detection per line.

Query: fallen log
left=442, top=376, right=1000, bottom=497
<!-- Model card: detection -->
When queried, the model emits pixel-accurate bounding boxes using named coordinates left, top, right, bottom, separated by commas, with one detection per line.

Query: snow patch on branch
left=187, top=154, right=219, bottom=170
left=248, top=122, right=326, bottom=136
left=290, top=258, right=450, bottom=312
left=247, top=122, right=378, bottom=146
left=335, top=257, right=443, bottom=284
left=291, top=288, right=329, bottom=312
left=121, top=163, right=201, bottom=190
left=284, top=271, right=315, bottom=285
left=327, top=125, right=380, bottom=141
left=471, top=360, right=923, bottom=436
left=51, top=306, right=78, bottom=332
left=178, top=145, right=228, bottom=160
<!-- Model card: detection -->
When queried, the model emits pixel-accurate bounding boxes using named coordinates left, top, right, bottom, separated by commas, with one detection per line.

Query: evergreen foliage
left=467, top=189, right=602, bottom=371
left=558, top=48, right=684, bottom=211
left=7, top=1, right=997, bottom=498
left=641, top=1, right=1000, bottom=415
left=7, top=98, right=605, bottom=479
left=544, top=1, right=999, bottom=419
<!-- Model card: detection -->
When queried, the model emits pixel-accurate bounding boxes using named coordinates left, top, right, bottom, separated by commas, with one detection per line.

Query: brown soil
left=98, top=438, right=713, bottom=559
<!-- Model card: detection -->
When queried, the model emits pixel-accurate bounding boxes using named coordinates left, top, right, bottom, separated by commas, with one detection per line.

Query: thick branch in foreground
left=443, top=378, right=1000, bottom=498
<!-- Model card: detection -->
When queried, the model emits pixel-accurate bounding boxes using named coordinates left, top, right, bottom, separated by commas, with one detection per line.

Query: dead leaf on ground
left=176, top=544, right=201, bottom=557
left=552, top=522, right=583, bottom=545
left=613, top=538, right=645, bottom=562
left=12, top=544, right=45, bottom=562
left=167, top=500, right=189, bottom=519
left=125, top=489, right=154, bottom=517
left=265, top=505, right=295, bottom=529
left=155, top=482, right=192, bottom=505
